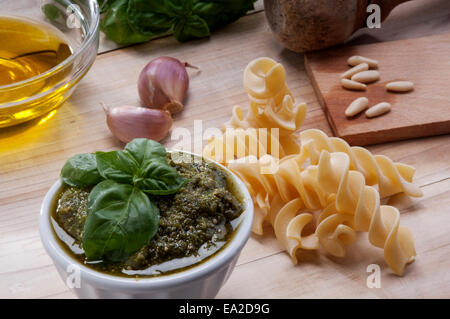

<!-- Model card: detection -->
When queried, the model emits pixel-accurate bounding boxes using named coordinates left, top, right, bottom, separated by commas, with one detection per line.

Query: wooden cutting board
left=305, top=33, right=450, bottom=146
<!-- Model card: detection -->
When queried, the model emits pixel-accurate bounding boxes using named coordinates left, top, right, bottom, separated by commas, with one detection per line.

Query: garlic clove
left=103, top=104, right=173, bottom=143
left=138, top=56, right=189, bottom=115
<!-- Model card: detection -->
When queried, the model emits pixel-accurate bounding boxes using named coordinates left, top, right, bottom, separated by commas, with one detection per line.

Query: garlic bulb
left=103, top=104, right=173, bottom=143
left=138, top=56, right=190, bottom=114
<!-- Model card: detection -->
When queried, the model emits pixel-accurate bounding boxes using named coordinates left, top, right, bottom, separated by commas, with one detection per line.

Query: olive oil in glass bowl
left=0, top=0, right=99, bottom=128
left=0, top=17, right=72, bottom=87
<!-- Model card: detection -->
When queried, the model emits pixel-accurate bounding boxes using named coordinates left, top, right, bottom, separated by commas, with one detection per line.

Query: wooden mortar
left=264, top=0, right=411, bottom=52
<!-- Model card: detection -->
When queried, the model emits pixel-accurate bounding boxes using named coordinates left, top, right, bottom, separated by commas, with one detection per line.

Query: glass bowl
left=0, top=0, right=99, bottom=128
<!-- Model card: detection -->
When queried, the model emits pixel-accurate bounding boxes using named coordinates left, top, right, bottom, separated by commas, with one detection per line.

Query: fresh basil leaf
left=100, top=0, right=151, bottom=45
left=60, top=153, right=103, bottom=187
left=95, top=139, right=186, bottom=194
left=193, top=0, right=255, bottom=31
left=124, top=138, right=166, bottom=166
left=127, top=0, right=176, bottom=35
left=129, top=0, right=172, bottom=16
left=123, top=139, right=186, bottom=194
left=165, top=0, right=193, bottom=17
left=82, top=180, right=159, bottom=262
left=192, top=2, right=221, bottom=17
left=95, top=150, right=138, bottom=185
left=173, top=14, right=210, bottom=42
left=138, top=160, right=186, bottom=195
left=100, top=0, right=256, bottom=45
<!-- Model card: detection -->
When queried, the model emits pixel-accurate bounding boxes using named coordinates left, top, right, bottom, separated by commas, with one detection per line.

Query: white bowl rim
left=39, top=151, right=254, bottom=290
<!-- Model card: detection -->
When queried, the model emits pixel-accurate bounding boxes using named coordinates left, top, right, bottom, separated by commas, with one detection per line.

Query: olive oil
left=0, top=16, right=74, bottom=127
left=0, top=16, right=72, bottom=86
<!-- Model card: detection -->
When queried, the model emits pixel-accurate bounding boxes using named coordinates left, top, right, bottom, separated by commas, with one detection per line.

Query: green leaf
left=124, top=139, right=186, bottom=194
left=127, top=0, right=176, bottom=35
left=193, top=0, right=255, bottom=31
left=124, top=138, right=166, bottom=166
left=82, top=180, right=159, bottom=261
left=60, top=153, right=103, bottom=187
left=95, top=139, right=186, bottom=195
left=100, top=0, right=152, bottom=45
left=129, top=0, right=172, bottom=15
left=173, top=14, right=210, bottom=42
left=100, top=0, right=256, bottom=45
left=165, top=0, right=193, bottom=16
left=95, top=150, right=138, bottom=185
left=192, top=2, right=221, bottom=18
left=139, top=160, right=187, bottom=195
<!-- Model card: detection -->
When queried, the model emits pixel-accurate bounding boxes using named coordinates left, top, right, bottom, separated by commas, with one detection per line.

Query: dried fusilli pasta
left=314, top=151, right=416, bottom=276
left=243, top=57, right=292, bottom=107
left=229, top=151, right=416, bottom=275
left=297, top=129, right=423, bottom=198
left=203, top=128, right=288, bottom=165
left=202, top=57, right=422, bottom=276
left=223, top=95, right=307, bottom=138
left=205, top=57, right=307, bottom=161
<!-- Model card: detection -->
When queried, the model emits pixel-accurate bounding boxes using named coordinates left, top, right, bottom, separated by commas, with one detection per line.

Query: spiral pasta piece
left=298, top=129, right=423, bottom=198
left=229, top=156, right=321, bottom=263
left=314, top=151, right=416, bottom=275
left=205, top=57, right=307, bottom=163
left=243, top=57, right=292, bottom=106
left=270, top=196, right=319, bottom=264
left=241, top=58, right=307, bottom=136
left=229, top=154, right=329, bottom=257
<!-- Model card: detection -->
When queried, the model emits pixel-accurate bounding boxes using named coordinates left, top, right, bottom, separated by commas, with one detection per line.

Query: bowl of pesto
left=39, top=138, right=253, bottom=299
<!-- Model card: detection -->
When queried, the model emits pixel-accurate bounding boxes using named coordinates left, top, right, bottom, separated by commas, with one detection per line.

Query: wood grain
left=1, top=2, right=450, bottom=299
left=305, top=32, right=450, bottom=146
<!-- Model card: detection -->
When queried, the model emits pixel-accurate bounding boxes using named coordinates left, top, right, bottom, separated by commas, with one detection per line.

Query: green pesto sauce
left=51, top=155, right=244, bottom=278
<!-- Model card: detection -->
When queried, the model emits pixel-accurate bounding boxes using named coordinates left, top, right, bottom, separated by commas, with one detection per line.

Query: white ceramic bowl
left=39, top=154, right=253, bottom=299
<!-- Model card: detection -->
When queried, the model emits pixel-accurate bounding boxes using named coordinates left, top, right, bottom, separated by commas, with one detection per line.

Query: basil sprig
left=98, top=0, right=257, bottom=45
left=59, top=139, right=186, bottom=262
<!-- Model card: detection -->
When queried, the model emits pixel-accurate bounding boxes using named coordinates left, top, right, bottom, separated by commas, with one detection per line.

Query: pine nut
left=345, top=97, right=369, bottom=117
left=348, top=55, right=379, bottom=68
left=386, top=81, right=414, bottom=92
left=351, top=70, right=380, bottom=83
left=341, top=63, right=369, bottom=79
left=365, top=102, right=391, bottom=118
left=341, top=78, right=367, bottom=91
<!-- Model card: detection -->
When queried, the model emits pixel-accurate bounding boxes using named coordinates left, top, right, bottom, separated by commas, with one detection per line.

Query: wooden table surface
left=1, top=0, right=449, bottom=299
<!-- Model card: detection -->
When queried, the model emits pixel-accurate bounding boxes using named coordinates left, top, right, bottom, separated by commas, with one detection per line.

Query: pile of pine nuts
left=341, top=55, right=414, bottom=118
